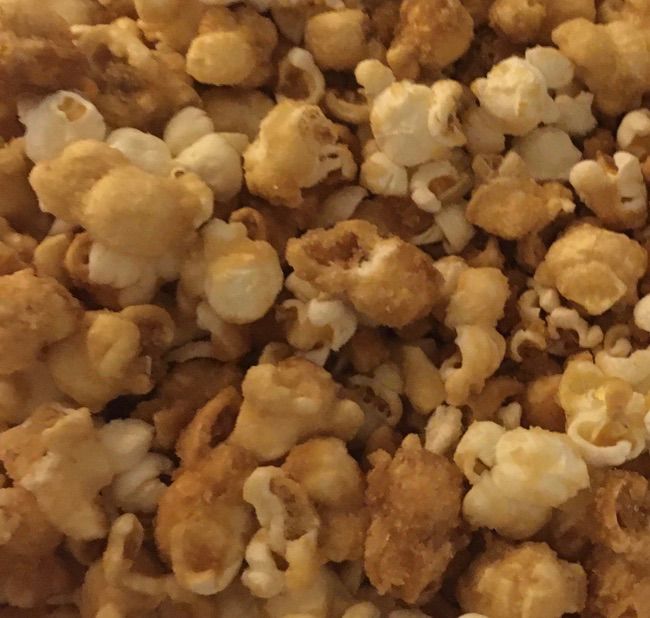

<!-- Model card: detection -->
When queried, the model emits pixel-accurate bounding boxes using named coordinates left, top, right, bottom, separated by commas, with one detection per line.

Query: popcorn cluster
left=1, top=0, right=650, bottom=616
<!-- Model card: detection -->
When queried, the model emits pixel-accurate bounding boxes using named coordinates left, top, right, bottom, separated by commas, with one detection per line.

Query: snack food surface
left=1, top=0, right=650, bottom=616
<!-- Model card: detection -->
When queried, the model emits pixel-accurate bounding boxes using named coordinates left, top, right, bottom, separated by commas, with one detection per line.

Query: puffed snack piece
left=0, top=269, right=82, bottom=377
left=386, top=0, right=473, bottom=80
left=155, top=443, right=257, bottom=595
left=558, top=360, right=648, bottom=466
left=229, top=357, right=363, bottom=462
left=244, top=100, right=356, bottom=208
left=45, top=304, right=175, bottom=410
left=457, top=541, right=587, bottom=618
left=552, top=17, right=650, bottom=116
left=365, top=434, right=465, bottom=604
left=286, top=220, right=442, bottom=328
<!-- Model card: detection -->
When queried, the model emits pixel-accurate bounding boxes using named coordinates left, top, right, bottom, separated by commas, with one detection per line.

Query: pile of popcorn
left=1, top=0, right=650, bottom=616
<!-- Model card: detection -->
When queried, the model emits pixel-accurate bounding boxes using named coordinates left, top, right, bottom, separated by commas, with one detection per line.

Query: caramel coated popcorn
left=2, top=1, right=650, bottom=614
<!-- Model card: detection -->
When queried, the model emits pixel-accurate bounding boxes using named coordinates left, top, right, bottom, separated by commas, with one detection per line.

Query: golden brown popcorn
left=586, top=546, right=650, bottom=618
left=0, top=0, right=90, bottom=100
left=386, top=0, right=474, bottom=79
left=202, top=88, right=274, bottom=141
left=0, top=139, right=47, bottom=237
left=457, top=541, right=587, bottom=618
left=0, top=218, right=36, bottom=276
left=0, top=486, right=74, bottom=608
left=0, top=269, right=81, bottom=376
left=534, top=223, right=647, bottom=315
left=74, top=18, right=199, bottom=131
left=304, top=10, right=370, bottom=72
left=134, top=0, right=205, bottom=51
left=522, top=373, right=565, bottom=432
left=133, top=359, right=242, bottom=450
left=399, top=345, right=446, bottom=415
left=244, top=100, right=356, bottom=208
left=156, top=443, right=257, bottom=595
left=489, top=0, right=595, bottom=44
left=466, top=160, right=574, bottom=240
left=283, top=438, right=368, bottom=563
left=591, top=469, right=650, bottom=564
left=0, top=406, right=114, bottom=540
left=229, top=358, right=363, bottom=462
left=552, top=18, right=650, bottom=116
left=186, top=6, right=277, bottom=88
left=286, top=220, right=442, bottom=328
left=365, top=435, right=465, bottom=604
left=46, top=305, right=174, bottom=410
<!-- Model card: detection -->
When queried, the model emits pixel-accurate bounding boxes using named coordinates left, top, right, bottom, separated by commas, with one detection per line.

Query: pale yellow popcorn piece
left=350, top=362, right=404, bottom=428
left=106, top=127, right=173, bottom=175
left=244, top=100, right=356, bottom=208
left=180, top=218, right=283, bottom=325
left=164, top=106, right=215, bottom=157
left=427, top=79, right=467, bottom=148
left=18, top=90, right=106, bottom=163
left=553, top=91, right=596, bottom=136
left=370, top=81, right=449, bottom=167
left=552, top=18, right=650, bottom=116
left=46, top=305, right=174, bottom=410
left=304, top=9, right=370, bottom=72
left=535, top=223, right=647, bottom=315
left=175, top=133, right=244, bottom=202
left=634, top=294, right=650, bottom=332
left=424, top=405, right=463, bottom=455
left=453, top=420, right=505, bottom=485
left=6, top=406, right=114, bottom=540
left=229, top=358, right=364, bottom=461
left=546, top=307, right=603, bottom=349
left=313, top=185, right=367, bottom=229
left=410, top=159, right=472, bottom=213
left=595, top=348, right=650, bottom=400
left=559, top=360, right=647, bottom=466
left=471, top=57, right=558, bottom=136
left=360, top=151, right=409, bottom=197
left=513, top=127, right=582, bottom=181
left=456, top=423, right=590, bottom=538
left=617, top=109, right=650, bottom=159
left=186, top=6, right=278, bottom=87
left=458, top=541, right=587, bottom=618
left=355, top=59, right=395, bottom=100
left=524, top=46, right=574, bottom=90
left=569, top=152, right=647, bottom=230
left=400, top=345, right=445, bottom=415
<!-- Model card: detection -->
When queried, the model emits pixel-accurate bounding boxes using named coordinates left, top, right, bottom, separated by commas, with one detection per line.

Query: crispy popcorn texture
left=1, top=0, right=650, bottom=614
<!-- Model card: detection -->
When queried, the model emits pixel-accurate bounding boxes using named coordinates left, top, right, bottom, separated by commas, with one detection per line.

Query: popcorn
left=427, top=80, right=468, bottom=148
left=73, top=18, right=199, bottom=131
left=355, top=59, right=395, bottom=100
left=175, top=133, right=243, bottom=202
left=304, top=10, right=370, bottom=72
left=370, top=82, right=448, bottom=167
left=552, top=18, right=650, bottom=116
left=466, top=153, right=574, bottom=239
left=462, top=106, right=506, bottom=154
left=400, top=345, right=445, bottom=415
left=180, top=218, right=283, bottom=325
left=559, top=360, right=647, bottom=467
left=18, top=91, right=106, bottom=163
left=0, top=269, right=81, bottom=376
left=0, top=406, right=114, bottom=540
left=617, top=109, right=650, bottom=159
left=553, top=91, right=596, bottom=136
left=46, top=305, right=175, bottom=410
left=386, top=0, right=473, bottom=79
left=277, top=48, right=326, bottom=105
left=569, top=152, right=647, bottom=229
left=229, top=358, right=363, bottom=461
left=360, top=151, right=408, bottom=197
left=513, top=127, right=582, bottom=181
left=155, top=443, right=257, bottom=595
left=164, top=106, right=215, bottom=157
left=534, top=223, right=647, bottom=315
left=365, top=435, right=465, bottom=603
left=202, top=87, right=274, bottom=140
left=458, top=541, right=587, bottom=618
left=106, top=127, right=173, bottom=175
left=455, top=423, right=590, bottom=538
left=424, top=405, right=463, bottom=455
left=244, top=100, right=356, bottom=208
left=524, top=46, right=574, bottom=89
left=186, top=6, right=277, bottom=87
left=471, top=57, right=558, bottom=136
left=410, top=160, right=472, bottom=213
left=634, top=294, right=650, bottom=332
left=134, top=0, right=206, bottom=51
left=286, top=220, right=442, bottom=328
